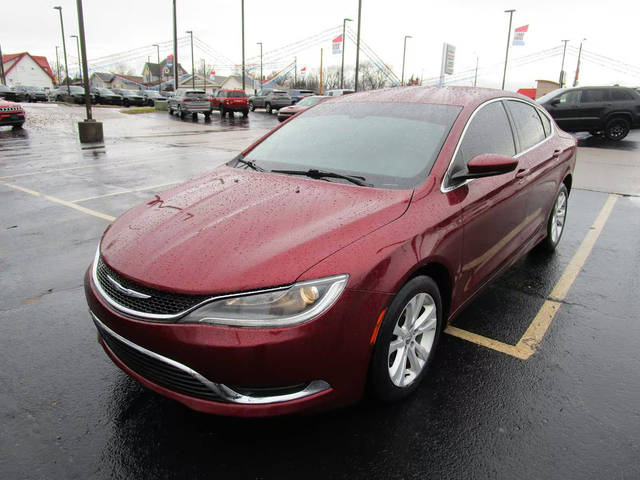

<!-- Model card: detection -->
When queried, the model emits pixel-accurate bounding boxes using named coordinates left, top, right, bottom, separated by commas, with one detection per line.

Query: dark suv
left=538, top=86, right=640, bottom=141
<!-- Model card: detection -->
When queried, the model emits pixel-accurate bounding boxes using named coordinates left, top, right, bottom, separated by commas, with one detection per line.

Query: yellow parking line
left=71, top=182, right=177, bottom=203
left=0, top=181, right=115, bottom=222
left=0, top=157, right=164, bottom=180
left=446, top=193, right=619, bottom=360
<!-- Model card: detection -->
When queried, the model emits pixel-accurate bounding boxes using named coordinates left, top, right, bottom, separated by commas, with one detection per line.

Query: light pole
left=0, top=43, right=6, bottom=85
left=172, top=0, right=178, bottom=91
left=152, top=44, right=160, bottom=64
left=473, top=54, right=479, bottom=87
left=340, top=17, right=352, bottom=89
left=70, top=35, right=81, bottom=82
left=573, top=38, right=586, bottom=87
left=186, top=30, right=195, bottom=88
left=501, top=9, right=515, bottom=90
left=241, top=0, right=245, bottom=90
left=53, top=6, right=71, bottom=94
left=559, top=40, right=569, bottom=87
left=75, top=0, right=103, bottom=143
left=55, top=46, right=61, bottom=86
left=257, top=42, right=262, bottom=86
left=354, top=0, right=362, bottom=92
left=401, top=35, right=412, bottom=85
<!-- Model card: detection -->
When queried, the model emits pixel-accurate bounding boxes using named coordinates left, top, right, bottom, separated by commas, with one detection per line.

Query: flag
left=300, top=67, right=307, bottom=76
left=209, top=70, right=216, bottom=79
left=512, top=25, right=529, bottom=46
left=332, top=34, right=342, bottom=55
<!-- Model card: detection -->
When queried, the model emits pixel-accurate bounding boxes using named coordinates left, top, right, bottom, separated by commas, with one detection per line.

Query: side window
left=449, top=101, right=516, bottom=179
left=610, top=89, right=634, bottom=101
left=556, top=90, right=580, bottom=105
left=537, top=109, right=553, bottom=137
left=581, top=89, right=607, bottom=103
left=505, top=100, right=546, bottom=151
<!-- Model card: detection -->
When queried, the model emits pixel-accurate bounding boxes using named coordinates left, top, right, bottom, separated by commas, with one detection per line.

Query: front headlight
left=180, top=274, right=349, bottom=328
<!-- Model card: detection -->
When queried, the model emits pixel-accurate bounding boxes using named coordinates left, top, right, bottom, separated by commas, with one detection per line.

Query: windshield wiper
left=270, top=168, right=372, bottom=187
left=234, top=156, right=265, bottom=172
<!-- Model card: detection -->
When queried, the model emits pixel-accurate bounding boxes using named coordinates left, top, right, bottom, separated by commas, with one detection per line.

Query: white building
left=1, top=52, right=55, bottom=88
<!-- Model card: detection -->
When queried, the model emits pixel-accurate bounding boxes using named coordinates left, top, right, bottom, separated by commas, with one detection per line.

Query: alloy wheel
left=387, top=292, right=438, bottom=387
left=550, top=190, right=567, bottom=243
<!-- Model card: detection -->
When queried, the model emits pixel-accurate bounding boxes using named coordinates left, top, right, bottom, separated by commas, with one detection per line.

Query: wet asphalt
left=1, top=104, right=639, bottom=479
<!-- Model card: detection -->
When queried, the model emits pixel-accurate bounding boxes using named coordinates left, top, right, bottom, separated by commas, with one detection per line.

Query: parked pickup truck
left=210, top=89, right=249, bottom=117
left=249, top=89, right=292, bottom=113
left=168, top=89, right=211, bottom=120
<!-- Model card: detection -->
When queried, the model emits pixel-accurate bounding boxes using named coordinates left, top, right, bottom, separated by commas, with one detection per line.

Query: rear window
left=581, top=89, right=607, bottom=103
left=610, top=89, right=634, bottom=101
left=185, top=91, right=205, bottom=96
left=273, top=91, right=288, bottom=96
left=505, top=100, right=546, bottom=151
left=244, top=102, right=461, bottom=189
left=228, top=91, right=247, bottom=98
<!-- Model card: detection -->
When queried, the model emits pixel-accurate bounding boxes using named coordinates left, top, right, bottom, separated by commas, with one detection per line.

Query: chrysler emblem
left=106, top=275, right=151, bottom=299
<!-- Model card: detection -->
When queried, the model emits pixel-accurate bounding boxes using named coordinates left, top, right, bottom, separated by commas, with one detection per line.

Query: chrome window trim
left=440, top=96, right=555, bottom=193
left=92, top=313, right=331, bottom=405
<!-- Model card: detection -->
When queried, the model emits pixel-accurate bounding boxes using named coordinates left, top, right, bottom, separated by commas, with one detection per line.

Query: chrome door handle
left=551, top=149, right=562, bottom=159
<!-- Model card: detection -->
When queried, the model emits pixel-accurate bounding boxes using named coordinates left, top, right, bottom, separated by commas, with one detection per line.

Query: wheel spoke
left=393, top=324, right=408, bottom=340
left=407, top=345, right=424, bottom=374
left=414, top=342, right=430, bottom=360
left=389, top=347, right=408, bottom=385
left=413, top=305, right=436, bottom=333
left=389, top=338, right=404, bottom=354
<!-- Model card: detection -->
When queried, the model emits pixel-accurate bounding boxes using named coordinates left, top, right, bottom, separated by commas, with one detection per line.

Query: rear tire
left=368, top=276, right=443, bottom=403
left=179, top=107, right=186, bottom=119
left=13, top=123, right=24, bottom=130
left=192, top=112, right=198, bottom=121
left=249, top=101, right=255, bottom=111
left=541, top=184, right=569, bottom=252
left=242, top=109, right=249, bottom=118
left=604, top=117, right=630, bottom=141
left=204, top=112, right=211, bottom=121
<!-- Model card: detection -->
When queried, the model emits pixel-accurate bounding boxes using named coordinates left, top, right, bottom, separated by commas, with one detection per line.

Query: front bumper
left=85, top=267, right=390, bottom=416
left=277, top=111, right=295, bottom=122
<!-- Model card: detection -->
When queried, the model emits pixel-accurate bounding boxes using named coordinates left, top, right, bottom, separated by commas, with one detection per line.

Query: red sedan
left=85, top=87, right=575, bottom=416
left=0, top=99, right=25, bottom=129
left=277, top=95, right=331, bottom=122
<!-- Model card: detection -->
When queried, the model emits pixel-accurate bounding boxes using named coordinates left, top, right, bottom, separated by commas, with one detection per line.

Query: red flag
left=333, top=34, right=343, bottom=43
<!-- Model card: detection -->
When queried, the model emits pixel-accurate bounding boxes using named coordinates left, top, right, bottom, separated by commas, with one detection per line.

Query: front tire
left=604, top=117, right=630, bottom=141
left=368, top=276, right=443, bottom=403
left=249, top=101, right=255, bottom=111
left=265, top=102, right=272, bottom=114
left=541, top=184, right=569, bottom=252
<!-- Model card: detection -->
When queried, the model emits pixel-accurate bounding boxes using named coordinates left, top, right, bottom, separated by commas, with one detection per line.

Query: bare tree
left=113, top=63, right=134, bottom=76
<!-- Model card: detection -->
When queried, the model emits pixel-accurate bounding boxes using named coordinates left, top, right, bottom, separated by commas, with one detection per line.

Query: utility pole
left=319, top=48, right=323, bottom=95
left=53, top=6, right=71, bottom=94
left=152, top=44, right=160, bottom=64
left=401, top=35, right=412, bottom=85
left=70, top=35, right=81, bottom=82
left=573, top=38, right=586, bottom=87
left=340, top=17, right=352, bottom=89
left=257, top=42, right=263, bottom=86
left=559, top=40, right=569, bottom=87
left=186, top=30, right=195, bottom=88
left=501, top=9, right=515, bottom=90
left=473, top=54, right=479, bottom=87
left=172, top=0, right=178, bottom=91
left=294, top=56, right=297, bottom=86
left=75, top=0, right=103, bottom=142
left=241, top=0, right=245, bottom=90
left=354, top=0, right=362, bottom=92
left=55, top=46, right=61, bottom=86
left=0, top=43, right=6, bottom=85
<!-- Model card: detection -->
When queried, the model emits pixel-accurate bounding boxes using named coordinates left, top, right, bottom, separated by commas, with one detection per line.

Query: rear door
left=574, top=88, right=610, bottom=129
left=446, top=100, right=526, bottom=302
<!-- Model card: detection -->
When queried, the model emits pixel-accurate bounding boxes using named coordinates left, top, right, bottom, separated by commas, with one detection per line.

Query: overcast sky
left=3, top=0, right=639, bottom=89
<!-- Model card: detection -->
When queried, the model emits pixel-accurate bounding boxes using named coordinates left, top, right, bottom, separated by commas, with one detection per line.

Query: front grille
left=96, top=257, right=211, bottom=316
left=96, top=321, right=221, bottom=401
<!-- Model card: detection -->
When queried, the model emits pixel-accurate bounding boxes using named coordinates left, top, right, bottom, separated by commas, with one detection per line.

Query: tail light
left=183, top=97, right=189, bottom=102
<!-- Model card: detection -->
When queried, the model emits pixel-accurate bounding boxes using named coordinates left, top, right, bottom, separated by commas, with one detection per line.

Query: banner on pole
left=300, top=67, right=307, bottom=76
left=513, top=25, right=529, bottom=46
left=443, top=43, right=455, bottom=75
left=332, top=35, right=342, bottom=55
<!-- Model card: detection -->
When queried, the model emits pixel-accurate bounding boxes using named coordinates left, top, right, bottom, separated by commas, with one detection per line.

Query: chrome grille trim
left=92, top=313, right=331, bottom=404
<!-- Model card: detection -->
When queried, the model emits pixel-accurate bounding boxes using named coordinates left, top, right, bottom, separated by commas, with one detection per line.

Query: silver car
left=249, top=89, right=292, bottom=114
left=168, top=89, right=211, bottom=120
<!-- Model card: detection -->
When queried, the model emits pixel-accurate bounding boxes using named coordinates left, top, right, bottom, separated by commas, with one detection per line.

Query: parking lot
left=1, top=103, right=639, bottom=479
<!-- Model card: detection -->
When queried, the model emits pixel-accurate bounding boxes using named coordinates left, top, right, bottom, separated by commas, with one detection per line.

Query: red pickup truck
left=210, top=89, right=249, bottom=117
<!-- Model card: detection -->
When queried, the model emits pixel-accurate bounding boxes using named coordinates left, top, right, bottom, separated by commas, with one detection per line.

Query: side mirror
left=451, top=154, right=518, bottom=181
left=550, top=98, right=561, bottom=106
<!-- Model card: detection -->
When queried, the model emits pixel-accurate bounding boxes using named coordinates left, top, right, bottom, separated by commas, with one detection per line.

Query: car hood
left=100, top=166, right=412, bottom=294
left=280, top=105, right=307, bottom=113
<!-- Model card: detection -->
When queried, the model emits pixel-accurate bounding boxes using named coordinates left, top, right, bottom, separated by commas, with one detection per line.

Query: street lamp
left=559, top=40, right=569, bottom=87
left=186, top=30, right=195, bottom=88
left=241, top=0, right=245, bottom=90
left=256, top=42, right=263, bottom=86
left=70, top=34, right=81, bottom=83
left=573, top=38, right=586, bottom=87
left=53, top=6, right=71, bottom=94
left=501, top=9, right=515, bottom=90
left=401, top=35, right=412, bottom=85
left=354, top=0, right=362, bottom=92
left=172, top=0, right=178, bottom=92
left=340, top=18, right=352, bottom=89
left=152, top=43, right=160, bottom=64
left=55, top=46, right=61, bottom=86
left=473, top=53, right=479, bottom=87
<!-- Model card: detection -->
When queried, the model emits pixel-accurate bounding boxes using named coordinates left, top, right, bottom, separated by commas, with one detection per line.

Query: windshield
left=100, top=88, right=116, bottom=95
left=145, top=90, right=161, bottom=96
left=297, top=96, right=324, bottom=107
left=536, top=89, right=567, bottom=104
left=69, top=86, right=84, bottom=94
left=227, top=91, right=247, bottom=98
left=243, top=101, right=461, bottom=189
left=273, top=91, right=288, bottom=96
